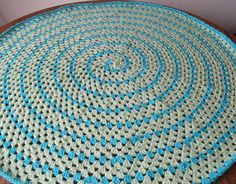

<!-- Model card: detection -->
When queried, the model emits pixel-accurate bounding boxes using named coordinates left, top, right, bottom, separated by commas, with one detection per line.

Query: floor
left=214, top=164, right=236, bottom=184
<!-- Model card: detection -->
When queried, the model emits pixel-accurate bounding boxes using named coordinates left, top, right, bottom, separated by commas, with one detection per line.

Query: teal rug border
left=0, top=1, right=235, bottom=184
left=0, top=169, right=25, bottom=184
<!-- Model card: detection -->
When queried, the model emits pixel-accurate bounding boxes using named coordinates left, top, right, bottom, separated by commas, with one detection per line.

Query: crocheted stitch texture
left=0, top=2, right=235, bottom=184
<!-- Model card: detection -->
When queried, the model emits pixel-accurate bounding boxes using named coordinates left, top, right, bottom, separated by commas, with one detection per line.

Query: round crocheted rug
left=0, top=1, right=235, bottom=184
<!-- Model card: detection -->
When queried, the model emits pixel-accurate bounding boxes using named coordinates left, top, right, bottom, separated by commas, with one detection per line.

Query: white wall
left=0, top=15, right=5, bottom=26
left=0, top=0, right=88, bottom=23
left=142, top=0, right=236, bottom=33
left=0, top=0, right=235, bottom=33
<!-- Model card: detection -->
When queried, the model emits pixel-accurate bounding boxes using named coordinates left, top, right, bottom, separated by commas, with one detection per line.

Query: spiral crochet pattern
left=0, top=1, right=235, bottom=184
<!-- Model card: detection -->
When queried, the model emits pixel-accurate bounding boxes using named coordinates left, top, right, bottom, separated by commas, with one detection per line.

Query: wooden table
left=0, top=1, right=235, bottom=183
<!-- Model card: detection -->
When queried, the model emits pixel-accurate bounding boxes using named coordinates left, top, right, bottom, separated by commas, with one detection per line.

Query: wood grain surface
left=0, top=0, right=235, bottom=183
